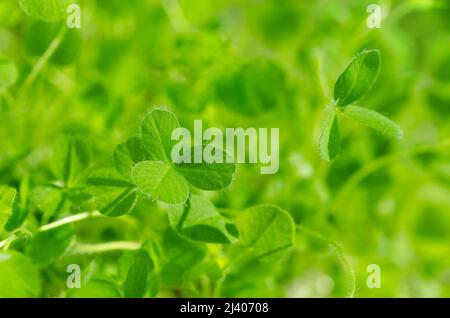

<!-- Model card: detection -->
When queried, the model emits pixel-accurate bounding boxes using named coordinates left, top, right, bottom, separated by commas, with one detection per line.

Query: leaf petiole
left=39, top=211, right=102, bottom=232
left=296, top=224, right=356, bottom=298
left=72, top=241, right=141, bottom=254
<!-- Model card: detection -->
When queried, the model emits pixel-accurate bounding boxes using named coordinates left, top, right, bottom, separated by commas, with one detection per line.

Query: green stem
left=0, top=235, right=16, bottom=250
left=20, top=24, right=67, bottom=95
left=72, top=241, right=141, bottom=254
left=296, top=224, right=356, bottom=298
left=39, top=211, right=102, bottom=232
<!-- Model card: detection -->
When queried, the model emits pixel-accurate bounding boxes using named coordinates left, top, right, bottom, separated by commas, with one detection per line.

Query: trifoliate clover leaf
left=168, top=195, right=238, bottom=244
left=236, top=205, right=295, bottom=263
left=343, top=105, right=403, bottom=139
left=132, top=109, right=236, bottom=204
left=86, top=169, right=138, bottom=217
left=319, top=106, right=340, bottom=161
left=0, top=252, right=41, bottom=297
left=334, top=49, right=380, bottom=107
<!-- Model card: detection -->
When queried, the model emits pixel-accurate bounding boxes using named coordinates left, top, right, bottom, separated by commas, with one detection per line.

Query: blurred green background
left=0, top=0, right=449, bottom=297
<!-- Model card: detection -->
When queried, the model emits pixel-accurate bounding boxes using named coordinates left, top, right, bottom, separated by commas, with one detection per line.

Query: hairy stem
left=39, top=211, right=102, bottom=232
left=296, top=224, right=356, bottom=298
left=72, top=241, right=141, bottom=254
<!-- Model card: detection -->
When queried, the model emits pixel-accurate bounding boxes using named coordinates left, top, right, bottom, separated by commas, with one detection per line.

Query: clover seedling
left=319, top=49, right=403, bottom=160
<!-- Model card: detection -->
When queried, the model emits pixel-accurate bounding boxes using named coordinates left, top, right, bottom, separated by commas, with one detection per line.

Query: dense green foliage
left=0, top=0, right=449, bottom=298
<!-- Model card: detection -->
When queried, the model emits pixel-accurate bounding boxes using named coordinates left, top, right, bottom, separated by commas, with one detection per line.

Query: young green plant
left=319, top=49, right=403, bottom=160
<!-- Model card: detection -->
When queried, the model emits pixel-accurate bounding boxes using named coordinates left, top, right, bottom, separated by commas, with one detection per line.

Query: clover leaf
left=334, top=49, right=380, bottom=107
left=86, top=168, right=139, bottom=217
left=128, top=109, right=235, bottom=205
left=319, top=106, right=340, bottom=161
left=168, top=195, right=238, bottom=244
left=235, top=205, right=295, bottom=263
left=119, top=249, right=154, bottom=298
left=51, top=136, right=91, bottom=188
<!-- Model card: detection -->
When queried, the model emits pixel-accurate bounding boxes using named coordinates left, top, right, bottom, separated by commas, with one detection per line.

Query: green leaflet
left=51, top=136, right=91, bottom=188
left=319, top=106, right=340, bottom=161
left=0, top=252, right=41, bottom=297
left=343, top=105, right=404, bottom=139
left=86, top=169, right=138, bottom=217
left=25, top=225, right=75, bottom=267
left=334, top=49, right=380, bottom=106
left=119, top=249, right=154, bottom=298
left=236, top=205, right=295, bottom=263
left=18, top=0, right=72, bottom=22
left=174, top=146, right=235, bottom=190
left=168, top=195, right=238, bottom=244
left=29, top=185, right=67, bottom=221
left=114, top=137, right=149, bottom=178
left=68, top=279, right=122, bottom=298
left=5, top=178, right=30, bottom=232
left=140, top=109, right=180, bottom=162
left=131, top=161, right=189, bottom=204
left=118, top=249, right=154, bottom=281
left=0, top=57, right=18, bottom=89
left=0, top=186, right=17, bottom=231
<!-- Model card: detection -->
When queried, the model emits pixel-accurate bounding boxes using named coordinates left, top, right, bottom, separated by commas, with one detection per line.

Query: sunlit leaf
left=131, top=161, right=189, bottom=204
left=140, top=109, right=180, bottom=162
left=236, top=205, right=295, bottom=262
left=319, top=106, right=340, bottom=161
left=51, top=136, right=91, bottom=187
left=119, top=249, right=153, bottom=298
left=334, top=49, right=380, bottom=106
left=114, top=137, right=149, bottom=178
left=0, top=252, right=41, bottom=297
left=86, top=169, right=138, bottom=217
left=174, top=146, right=235, bottom=190
left=343, top=105, right=403, bottom=139
left=168, top=195, right=238, bottom=244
